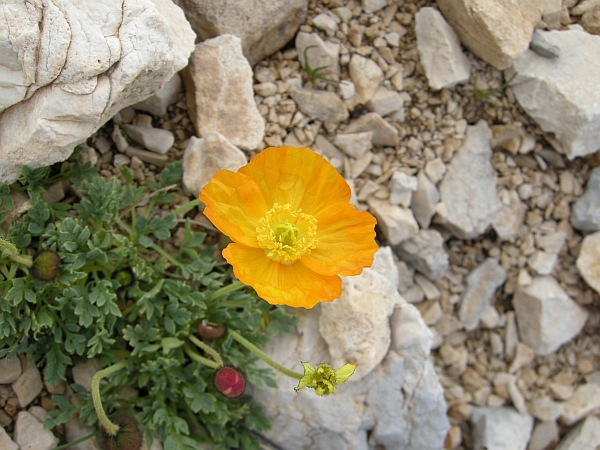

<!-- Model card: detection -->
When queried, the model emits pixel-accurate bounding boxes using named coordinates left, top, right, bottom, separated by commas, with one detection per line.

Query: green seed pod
left=30, top=250, right=61, bottom=281
left=97, top=414, right=143, bottom=450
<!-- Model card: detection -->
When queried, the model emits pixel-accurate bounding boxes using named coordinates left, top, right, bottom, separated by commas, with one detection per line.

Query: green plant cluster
left=0, top=152, right=298, bottom=450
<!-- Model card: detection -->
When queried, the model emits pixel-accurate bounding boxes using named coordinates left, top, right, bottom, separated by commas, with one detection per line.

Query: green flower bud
left=294, top=362, right=357, bottom=396
left=30, top=249, right=60, bottom=281
left=97, top=414, right=143, bottom=450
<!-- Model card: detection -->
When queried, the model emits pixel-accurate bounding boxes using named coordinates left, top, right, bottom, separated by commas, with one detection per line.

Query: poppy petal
left=199, top=170, right=268, bottom=248
left=238, top=146, right=350, bottom=216
left=222, top=244, right=342, bottom=308
left=302, top=202, right=377, bottom=276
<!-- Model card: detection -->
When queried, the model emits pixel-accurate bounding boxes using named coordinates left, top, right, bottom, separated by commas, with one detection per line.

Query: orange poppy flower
left=199, top=146, right=378, bottom=308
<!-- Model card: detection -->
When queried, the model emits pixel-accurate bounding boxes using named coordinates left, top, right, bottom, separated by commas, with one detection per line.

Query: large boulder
left=253, top=247, right=449, bottom=450
left=0, top=0, right=195, bottom=184
left=508, top=28, right=600, bottom=159
left=436, top=0, right=544, bottom=70
left=173, top=0, right=307, bottom=66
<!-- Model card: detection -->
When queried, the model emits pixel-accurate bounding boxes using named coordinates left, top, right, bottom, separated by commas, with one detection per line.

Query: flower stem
left=183, top=344, right=220, bottom=369
left=53, top=430, right=100, bottom=450
left=206, top=281, right=246, bottom=302
left=0, top=237, right=33, bottom=267
left=228, top=329, right=302, bottom=380
left=149, top=242, right=182, bottom=267
left=172, top=198, right=202, bottom=216
left=188, top=335, right=223, bottom=367
left=91, top=361, right=127, bottom=436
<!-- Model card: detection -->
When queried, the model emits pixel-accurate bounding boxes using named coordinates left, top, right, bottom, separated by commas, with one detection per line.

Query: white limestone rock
left=362, top=0, right=387, bottom=14
left=438, top=121, right=501, bottom=239
left=185, top=35, right=264, bottom=150
left=319, top=255, right=399, bottom=380
left=415, top=8, right=471, bottom=90
left=388, top=171, right=417, bottom=207
left=174, top=0, right=307, bottom=66
left=349, top=54, right=383, bottom=104
left=312, top=13, right=339, bottom=37
left=0, top=425, right=18, bottom=450
left=296, top=32, right=341, bottom=78
left=71, top=358, right=102, bottom=392
left=334, top=132, right=373, bottom=159
left=121, top=124, right=175, bottom=155
left=14, top=411, right=59, bottom=450
left=11, top=358, right=43, bottom=408
left=0, top=356, right=21, bottom=384
left=411, top=170, right=439, bottom=229
left=252, top=247, right=449, bottom=450
left=436, top=0, right=544, bottom=70
left=513, top=276, right=588, bottom=355
left=290, top=86, right=349, bottom=124
left=560, top=383, right=600, bottom=426
left=0, top=0, right=195, bottom=184
left=556, top=415, right=600, bottom=450
left=182, top=134, right=247, bottom=196
left=133, top=73, right=182, bottom=117
left=459, top=258, right=507, bottom=331
left=367, top=198, right=419, bottom=246
left=571, top=166, right=600, bottom=231
left=313, top=135, right=345, bottom=171
left=344, top=112, right=399, bottom=147
left=395, top=230, right=449, bottom=281
left=366, top=87, right=408, bottom=117
left=470, top=406, right=534, bottom=450
left=576, top=231, right=600, bottom=295
left=492, top=190, right=527, bottom=242
left=508, top=28, right=600, bottom=159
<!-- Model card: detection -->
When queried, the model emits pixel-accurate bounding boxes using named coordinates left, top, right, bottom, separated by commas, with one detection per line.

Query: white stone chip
left=459, top=258, right=507, bottom=331
left=367, top=198, right=419, bottom=246
left=439, top=121, right=501, bottom=239
left=415, top=7, right=471, bottom=90
left=182, top=134, right=248, bottom=197
left=12, top=358, right=43, bottom=408
left=349, top=54, right=384, bottom=104
left=14, top=411, right=59, bottom=450
left=576, top=231, right=600, bottom=295
left=187, top=34, right=265, bottom=150
left=388, top=171, right=417, bottom=207
left=470, top=406, right=534, bottom=450
left=513, top=276, right=588, bottom=355
left=334, top=132, right=373, bottom=159
left=0, top=356, right=22, bottom=384
left=509, top=28, right=600, bottom=159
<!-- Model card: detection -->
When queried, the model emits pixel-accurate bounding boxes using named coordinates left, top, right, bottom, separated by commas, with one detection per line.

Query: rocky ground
left=2, top=0, right=600, bottom=449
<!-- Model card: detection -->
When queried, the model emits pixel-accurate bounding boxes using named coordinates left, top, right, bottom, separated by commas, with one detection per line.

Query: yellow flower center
left=256, top=203, right=318, bottom=264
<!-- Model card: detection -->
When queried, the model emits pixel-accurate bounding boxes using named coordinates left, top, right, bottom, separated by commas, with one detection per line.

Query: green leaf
left=160, top=337, right=183, bottom=354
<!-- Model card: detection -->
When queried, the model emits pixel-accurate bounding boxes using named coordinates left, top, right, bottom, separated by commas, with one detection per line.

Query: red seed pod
left=197, top=322, right=226, bottom=340
left=214, top=366, right=246, bottom=399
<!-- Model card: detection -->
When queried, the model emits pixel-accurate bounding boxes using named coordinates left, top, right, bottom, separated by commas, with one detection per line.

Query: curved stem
left=172, top=198, right=202, bottom=216
left=206, top=281, right=246, bottom=302
left=228, top=329, right=302, bottom=380
left=53, top=430, right=100, bottom=450
left=91, top=361, right=127, bottom=436
left=183, top=344, right=220, bottom=369
left=188, top=335, right=223, bottom=367
left=149, top=242, right=181, bottom=267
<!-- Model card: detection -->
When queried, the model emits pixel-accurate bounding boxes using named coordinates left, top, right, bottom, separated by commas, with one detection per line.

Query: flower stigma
left=256, top=203, right=318, bottom=264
